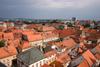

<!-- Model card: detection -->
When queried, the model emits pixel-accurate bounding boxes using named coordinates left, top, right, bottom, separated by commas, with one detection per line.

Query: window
left=3, top=60, right=5, bottom=63
left=47, top=62, right=48, bottom=64
left=40, top=62, right=42, bottom=66
left=13, top=56, right=15, bottom=58
left=32, top=65, right=34, bottom=67
left=7, top=63, right=9, bottom=66
left=43, top=60, right=45, bottom=64
left=55, top=57, right=56, bottom=60
left=36, top=63, right=38, bottom=67
left=52, top=58, right=53, bottom=61
left=7, top=59, right=9, bottom=62
left=49, top=60, right=51, bottom=63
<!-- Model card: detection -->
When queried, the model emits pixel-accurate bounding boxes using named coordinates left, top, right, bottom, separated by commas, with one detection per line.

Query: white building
left=72, top=17, right=77, bottom=21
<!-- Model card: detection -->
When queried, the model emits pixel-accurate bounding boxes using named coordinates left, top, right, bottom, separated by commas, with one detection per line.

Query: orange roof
left=22, top=29, right=35, bottom=33
left=18, top=42, right=32, bottom=49
left=22, top=32, right=34, bottom=35
left=44, top=51, right=56, bottom=58
left=27, top=34, right=43, bottom=42
left=82, top=50, right=97, bottom=66
left=45, top=23, right=52, bottom=25
left=52, top=29, right=61, bottom=37
left=67, top=27, right=72, bottom=29
left=83, top=29, right=97, bottom=33
left=79, top=42, right=86, bottom=48
left=8, top=39, right=20, bottom=47
left=39, top=26, right=55, bottom=31
left=42, top=34, right=58, bottom=39
left=60, top=29, right=76, bottom=38
left=6, top=23, right=12, bottom=25
left=3, top=32, right=14, bottom=41
left=26, top=24, right=42, bottom=29
left=55, top=38, right=76, bottom=49
left=13, top=30, right=22, bottom=33
left=95, top=45, right=100, bottom=53
left=95, top=53, right=100, bottom=59
left=50, top=61, right=63, bottom=67
left=52, top=23, right=66, bottom=25
left=74, top=47, right=83, bottom=53
left=57, top=51, right=71, bottom=64
left=41, top=64, right=52, bottom=67
left=63, top=38, right=76, bottom=49
left=7, top=26, right=13, bottom=29
left=77, top=60, right=89, bottom=67
left=74, top=24, right=84, bottom=30
left=52, top=49, right=59, bottom=56
left=0, top=45, right=18, bottom=59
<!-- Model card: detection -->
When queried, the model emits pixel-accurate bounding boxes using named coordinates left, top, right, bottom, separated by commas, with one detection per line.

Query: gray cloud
left=0, top=0, right=100, bottom=20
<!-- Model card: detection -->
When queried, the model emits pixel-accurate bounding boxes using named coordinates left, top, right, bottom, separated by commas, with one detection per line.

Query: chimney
left=53, top=64, right=55, bottom=67
left=39, top=45, right=42, bottom=51
left=77, top=47, right=79, bottom=55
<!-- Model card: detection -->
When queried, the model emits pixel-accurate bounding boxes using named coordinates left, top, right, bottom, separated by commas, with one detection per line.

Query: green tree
left=51, top=20, right=58, bottom=23
left=94, top=26, right=98, bottom=29
left=84, top=24, right=90, bottom=28
left=0, top=41, right=5, bottom=47
left=68, top=25, right=73, bottom=27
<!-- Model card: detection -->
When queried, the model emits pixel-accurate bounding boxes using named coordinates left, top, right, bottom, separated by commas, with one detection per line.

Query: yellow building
left=44, top=50, right=58, bottom=65
left=0, top=45, right=18, bottom=67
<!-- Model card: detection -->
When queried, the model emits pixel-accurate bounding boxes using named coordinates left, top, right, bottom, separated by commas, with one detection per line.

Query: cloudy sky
left=0, top=0, right=100, bottom=20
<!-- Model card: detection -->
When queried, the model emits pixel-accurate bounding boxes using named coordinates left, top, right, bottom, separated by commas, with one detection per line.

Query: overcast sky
left=0, top=0, right=100, bottom=20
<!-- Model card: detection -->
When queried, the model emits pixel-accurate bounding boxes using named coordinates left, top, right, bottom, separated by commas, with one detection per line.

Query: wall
left=45, top=54, right=57, bottom=65
left=0, top=55, right=17, bottom=67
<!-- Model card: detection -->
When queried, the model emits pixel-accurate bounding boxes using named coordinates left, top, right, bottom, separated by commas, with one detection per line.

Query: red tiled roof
left=8, top=39, right=20, bottom=47
left=83, top=29, right=97, bottom=33
left=18, top=42, right=32, bottom=49
left=57, top=51, right=71, bottom=64
left=3, top=32, right=14, bottom=41
left=42, top=34, right=58, bottom=39
left=44, top=51, right=56, bottom=58
left=95, top=53, right=100, bottom=59
left=82, top=50, right=97, bottom=67
left=74, top=47, right=83, bottom=53
left=0, top=45, right=18, bottom=59
left=27, top=34, right=43, bottom=42
left=39, top=26, right=55, bottom=31
left=74, top=24, right=84, bottom=30
left=95, top=45, right=100, bottom=53
left=6, top=23, right=12, bottom=25
left=60, top=29, right=76, bottom=38
left=55, top=38, right=76, bottom=49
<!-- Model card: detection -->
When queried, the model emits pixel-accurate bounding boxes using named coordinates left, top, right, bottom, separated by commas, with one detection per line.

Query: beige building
left=0, top=45, right=18, bottom=67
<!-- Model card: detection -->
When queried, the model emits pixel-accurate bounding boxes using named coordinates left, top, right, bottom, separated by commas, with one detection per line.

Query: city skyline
left=0, top=0, right=100, bottom=20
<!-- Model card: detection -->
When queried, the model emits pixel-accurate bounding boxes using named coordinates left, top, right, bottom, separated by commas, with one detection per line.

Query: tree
left=84, top=24, right=90, bottom=28
left=94, top=26, right=98, bottom=29
left=51, top=20, right=58, bottom=23
left=68, top=25, right=73, bottom=27
left=0, top=41, right=5, bottom=47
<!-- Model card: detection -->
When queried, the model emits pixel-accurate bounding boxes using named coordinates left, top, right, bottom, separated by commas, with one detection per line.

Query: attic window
left=61, top=45, right=63, bottom=46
